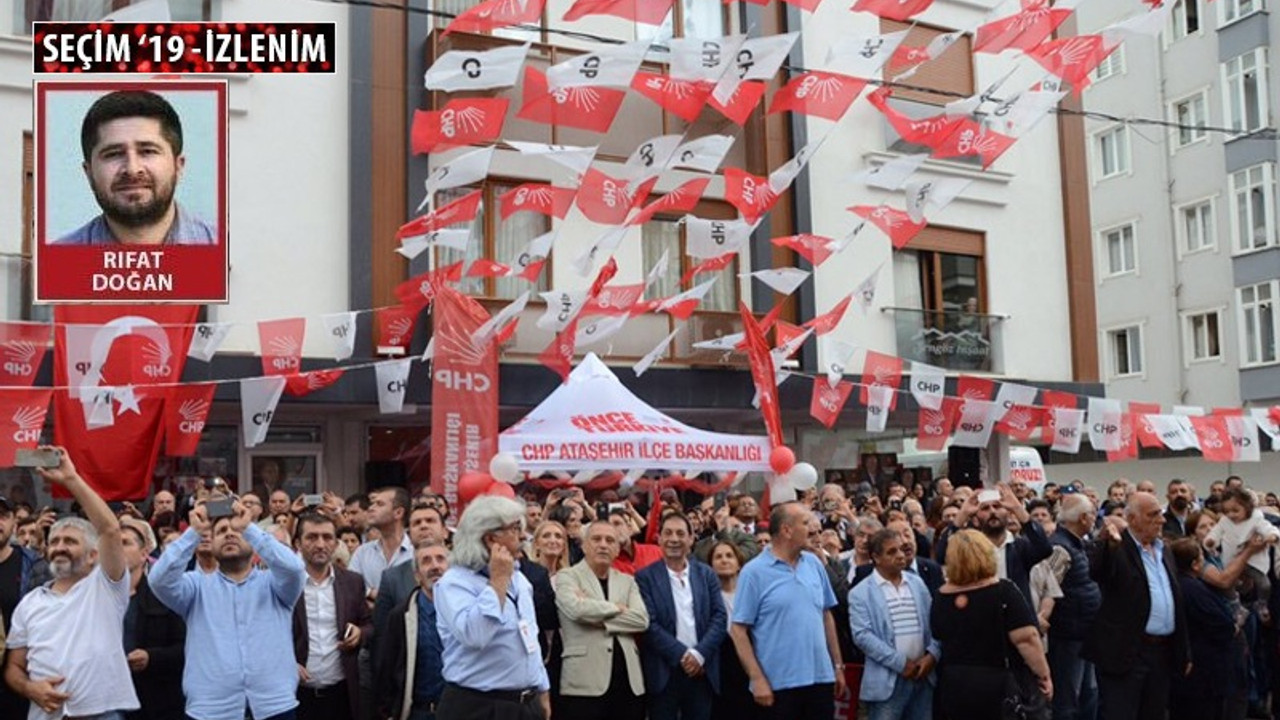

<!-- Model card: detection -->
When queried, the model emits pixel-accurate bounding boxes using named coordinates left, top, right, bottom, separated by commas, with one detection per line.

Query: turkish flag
left=1129, top=401, right=1163, bottom=447
left=517, top=66, right=626, bottom=134
left=917, top=397, right=961, bottom=452
left=957, top=375, right=995, bottom=402
left=975, top=0, right=1075, bottom=53
left=376, top=305, right=418, bottom=351
left=0, top=388, right=52, bottom=466
left=997, top=404, right=1044, bottom=441
left=811, top=379, right=854, bottom=429
left=410, top=98, right=509, bottom=154
left=258, top=318, right=305, bottom=377
left=804, top=295, right=853, bottom=336
left=768, top=71, right=866, bottom=121
left=163, top=383, right=216, bottom=457
left=283, top=369, right=345, bottom=398
left=563, top=0, right=675, bottom=25
left=1040, top=389, right=1077, bottom=437
left=576, top=168, right=655, bottom=225
left=1026, top=35, right=1120, bottom=94
left=396, top=189, right=484, bottom=242
left=499, top=183, right=576, bottom=220
left=850, top=205, right=927, bottom=249
left=859, top=351, right=903, bottom=409
left=631, top=72, right=714, bottom=122
left=725, top=167, right=781, bottom=223
left=445, top=0, right=546, bottom=33
left=708, top=80, right=768, bottom=125
left=53, top=305, right=197, bottom=500
left=629, top=178, right=711, bottom=226
left=852, top=0, right=934, bottom=21
left=0, top=322, right=51, bottom=387
left=538, top=321, right=579, bottom=383
left=772, top=234, right=835, bottom=267
left=395, top=261, right=465, bottom=315
left=740, top=302, right=784, bottom=447
left=1190, top=416, right=1235, bottom=462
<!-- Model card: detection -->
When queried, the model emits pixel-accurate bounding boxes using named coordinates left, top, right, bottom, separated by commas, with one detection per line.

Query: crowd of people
left=1, top=448, right=1279, bottom=720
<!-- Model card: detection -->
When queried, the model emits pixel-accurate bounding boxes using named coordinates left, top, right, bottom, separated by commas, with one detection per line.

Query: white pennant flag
left=852, top=153, right=929, bottom=191
left=952, top=399, right=999, bottom=448
left=994, top=382, right=1038, bottom=422
left=187, top=322, right=232, bottom=362
left=320, top=312, right=358, bottom=361
left=623, top=134, right=682, bottom=179
left=635, top=328, right=680, bottom=377
left=694, top=333, right=745, bottom=352
left=945, top=67, right=1018, bottom=118
left=418, top=146, right=496, bottom=212
left=866, top=384, right=894, bottom=433
left=537, top=289, right=590, bottom=332
left=572, top=227, right=629, bottom=277
left=685, top=216, right=755, bottom=258
left=657, top=279, right=718, bottom=315
left=669, top=135, right=735, bottom=174
left=508, top=229, right=558, bottom=278
left=771, top=328, right=813, bottom=366
left=990, top=90, right=1064, bottom=137
left=505, top=141, right=598, bottom=176
left=905, top=177, right=971, bottom=224
left=712, top=32, right=799, bottom=104
left=81, top=387, right=116, bottom=429
left=576, top=315, right=630, bottom=347
left=425, top=42, right=530, bottom=92
left=241, top=376, right=286, bottom=448
left=909, top=361, right=946, bottom=410
left=64, top=324, right=113, bottom=397
left=375, top=358, right=413, bottom=414
left=854, top=264, right=883, bottom=314
left=825, top=221, right=867, bottom=256
left=645, top=248, right=671, bottom=290
left=669, top=34, right=747, bottom=82
left=1227, top=416, right=1261, bottom=462
left=826, top=29, right=909, bottom=78
left=896, top=31, right=964, bottom=81
left=397, top=228, right=474, bottom=260
left=1087, top=397, right=1123, bottom=452
left=825, top=339, right=858, bottom=388
left=1147, top=414, right=1199, bottom=451
left=473, top=291, right=531, bottom=347
left=1251, top=409, right=1280, bottom=451
left=744, top=267, right=810, bottom=296
left=1173, top=405, right=1205, bottom=417
left=547, top=41, right=648, bottom=91
left=1104, top=0, right=1177, bottom=39
left=1051, top=408, right=1086, bottom=453
left=768, top=136, right=827, bottom=194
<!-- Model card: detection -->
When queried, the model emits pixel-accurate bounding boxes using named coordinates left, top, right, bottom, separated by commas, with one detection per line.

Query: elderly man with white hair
left=433, top=496, right=551, bottom=720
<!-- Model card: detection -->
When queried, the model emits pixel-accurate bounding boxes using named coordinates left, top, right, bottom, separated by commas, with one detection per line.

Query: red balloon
left=769, top=446, right=796, bottom=475
left=485, top=481, right=516, bottom=499
left=458, top=472, right=495, bottom=504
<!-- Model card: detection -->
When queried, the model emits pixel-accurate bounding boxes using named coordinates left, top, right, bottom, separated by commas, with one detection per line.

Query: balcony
left=885, top=306, right=1004, bottom=373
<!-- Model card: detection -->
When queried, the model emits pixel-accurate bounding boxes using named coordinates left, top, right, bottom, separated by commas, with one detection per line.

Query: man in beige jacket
left=555, top=520, right=649, bottom=720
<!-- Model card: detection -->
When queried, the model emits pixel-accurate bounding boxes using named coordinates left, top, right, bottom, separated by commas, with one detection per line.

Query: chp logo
left=1002, top=408, right=1034, bottom=433
left=10, top=404, right=47, bottom=444
left=920, top=408, right=949, bottom=436
left=3, top=340, right=39, bottom=380
left=552, top=86, right=605, bottom=112
left=386, top=317, right=414, bottom=346
left=267, top=335, right=302, bottom=372
left=439, top=104, right=488, bottom=139
left=177, top=398, right=210, bottom=435
left=435, top=326, right=493, bottom=394
left=140, top=339, right=174, bottom=379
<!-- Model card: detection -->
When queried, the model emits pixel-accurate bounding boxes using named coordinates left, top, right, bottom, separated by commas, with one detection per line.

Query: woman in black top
left=1169, top=537, right=1235, bottom=720
left=930, top=529, right=1052, bottom=719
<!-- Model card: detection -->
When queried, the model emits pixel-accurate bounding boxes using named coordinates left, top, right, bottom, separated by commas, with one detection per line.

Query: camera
left=206, top=498, right=234, bottom=519
left=302, top=494, right=323, bottom=507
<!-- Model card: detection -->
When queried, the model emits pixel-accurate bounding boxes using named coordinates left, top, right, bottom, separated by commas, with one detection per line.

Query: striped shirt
left=873, top=570, right=925, bottom=660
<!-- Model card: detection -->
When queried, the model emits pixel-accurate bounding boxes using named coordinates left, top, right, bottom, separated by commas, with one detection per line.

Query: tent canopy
left=499, top=353, right=773, bottom=473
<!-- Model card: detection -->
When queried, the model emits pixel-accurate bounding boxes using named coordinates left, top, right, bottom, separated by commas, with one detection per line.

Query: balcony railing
left=885, top=306, right=1004, bottom=373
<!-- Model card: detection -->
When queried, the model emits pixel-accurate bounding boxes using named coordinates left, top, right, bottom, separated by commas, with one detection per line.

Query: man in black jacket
left=1083, top=492, right=1190, bottom=720
left=122, top=521, right=186, bottom=720
left=377, top=539, right=449, bottom=720
left=1048, top=493, right=1101, bottom=720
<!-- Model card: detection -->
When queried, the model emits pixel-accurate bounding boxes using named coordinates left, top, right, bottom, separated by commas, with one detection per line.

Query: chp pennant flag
left=284, top=369, right=346, bottom=398
left=425, top=42, right=530, bottom=92
left=547, top=40, right=649, bottom=91
left=258, top=318, right=305, bottom=377
left=739, top=301, right=784, bottom=447
left=826, top=29, right=909, bottom=78
left=517, top=67, right=626, bottom=134
left=768, top=71, right=867, bottom=121
left=865, top=384, right=894, bottom=433
left=410, top=98, right=509, bottom=154
left=419, top=146, right=497, bottom=213
left=445, top=0, right=546, bottom=35
left=631, top=73, right=715, bottom=122
left=375, top=358, right=414, bottom=414
left=241, top=376, right=286, bottom=449
left=916, top=397, right=962, bottom=452
left=0, top=322, right=50, bottom=387
left=811, top=378, right=855, bottom=429
left=186, top=322, right=231, bottom=363
left=320, top=312, right=358, bottom=362
left=952, top=399, right=999, bottom=448
left=1051, top=408, right=1086, bottom=453
left=1087, top=397, right=1124, bottom=452
left=0, top=388, right=52, bottom=466
left=163, top=383, right=216, bottom=457
left=909, top=361, right=946, bottom=411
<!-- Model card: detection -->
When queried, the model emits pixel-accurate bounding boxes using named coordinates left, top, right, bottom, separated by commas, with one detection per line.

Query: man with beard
left=1161, top=480, right=1193, bottom=539
left=150, top=498, right=305, bottom=720
left=4, top=448, right=139, bottom=720
left=378, top=540, right=451, bottom=720
left=56, top=90, right=216, bottom=245
left=291, top=513, right=371, bottom=720
left=373, top=503, right=447, bottom=661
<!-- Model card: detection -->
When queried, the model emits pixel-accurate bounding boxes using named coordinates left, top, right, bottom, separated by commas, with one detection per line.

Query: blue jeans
left=648, top=671, right=713, bottom=720
left=1049, top=638, right=1097, bottom=720
left=865, top=677, right=932, bottom=720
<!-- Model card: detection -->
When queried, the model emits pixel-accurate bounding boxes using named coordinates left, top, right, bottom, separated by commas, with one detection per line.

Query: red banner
left=739, top=302, right=784, bottom=448
left=431, top=285, right=500, bottom=509
left=164, top=383, right=216, bottom=457
left=53, top=305, right=198, bottom=500
left=0, top=322, right=52, bottom=387
left=0, top=388, right=53, bottom=466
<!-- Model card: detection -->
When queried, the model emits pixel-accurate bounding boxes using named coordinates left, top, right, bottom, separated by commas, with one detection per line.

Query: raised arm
left=241, top=520, right=305, bottom=608
left=37, top=447, right=124, bottom=582
left=149, top=524, right=202, bottom=616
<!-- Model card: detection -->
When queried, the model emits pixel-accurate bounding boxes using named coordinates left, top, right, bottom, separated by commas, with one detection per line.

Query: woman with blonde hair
left=931, top=529, right=1052, bottom=719
left=530, top=520, right=571, bottom=575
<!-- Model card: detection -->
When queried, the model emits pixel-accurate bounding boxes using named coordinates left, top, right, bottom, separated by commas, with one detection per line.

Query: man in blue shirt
left=433, top=496, right=550, bottom=720
left=378, top=539, right=450, bottom=720
left=730, top=501, right=847, bottom=718
left=151, top=498, right=306, bottom=720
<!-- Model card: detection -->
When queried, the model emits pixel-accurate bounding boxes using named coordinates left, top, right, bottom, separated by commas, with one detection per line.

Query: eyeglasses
left=493, top=521, right=522, bottom=535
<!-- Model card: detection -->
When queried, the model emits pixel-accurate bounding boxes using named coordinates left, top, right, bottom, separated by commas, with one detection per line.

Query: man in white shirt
left=3, top=447, right=139, bottom=720
left=349, top=487, right=413, bottom=597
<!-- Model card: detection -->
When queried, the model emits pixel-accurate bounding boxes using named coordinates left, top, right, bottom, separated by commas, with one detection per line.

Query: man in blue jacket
left=636, top=513, right=728, bottom=720
left=849, top=529, right=940, bottom=720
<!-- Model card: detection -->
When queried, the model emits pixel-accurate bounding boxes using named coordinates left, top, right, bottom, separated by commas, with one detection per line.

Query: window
left=1171, top=93, right=1207, bottom=147
left=1184, top=310, right=1222, bottom=361
left=638, top=0, right=727, bottom=42
left=1172, top=0, right=1200, bottom=37
left=880, top=20, right=974, bottom=106
left=435, top=181, right=551, bottom=300
left=1223, top=49, right=1270, bottom=133
left=1093, top=46, right=1125, bottom=81
left=891, top=227, right=991, bottom=371
left=1230, top=164, right=1276, bottom=252
left=1179, top=200, right=1216, bottom=253
left=1108, top=326, right=1144, bottom=377
left=641, top=214, right=738, bottom=313
left=1221, top=0, right=1264, bottom=25
left=21, top=0, right=213, bottom=30
left=1239, top=281, right=1278, bottom=365
left=1096, top=126, right=1130, bottom=179
left=1102, top=224, right=1137, bottom=276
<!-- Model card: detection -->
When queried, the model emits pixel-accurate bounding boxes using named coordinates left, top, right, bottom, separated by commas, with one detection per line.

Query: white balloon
left=489, top=452, right=521, bottom=485
left=788, top=462, right=818, bottom=491
left=768, top=473, right=798, bottom=504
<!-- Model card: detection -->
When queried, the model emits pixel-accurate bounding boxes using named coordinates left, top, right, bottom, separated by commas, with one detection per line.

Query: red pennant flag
left=538, top=321, right=578, bottom=383
left=1040, top=389, right=1078, bottom=438
left=395, top=261, right=465, bottom=315
left=631, top=73, right=715, bottom=122
left=767, top=71, right=866, bottom=121
left=1106, top=413, right=1140, bottom=462
left=396, top=189, right=484, bottom=242
left=1129, top=401, right=1163, bottom=447
left=852, top=0, right=935, bottom=21
left=850, top=205, right=927, bottom=249
left=1026, top=35, right=1120, bottom=94
left=0, top=322, right=51, bottom=387
left=681, top=254, right=736, bottom=286
left=957, top=375, right=995, bottom=402
left=629, top=178, right=711, bottom=226
left=804, top=295, right=854, bottom=336
left=576, top=168, right=656, bottom=225
left=772, top=234, right=835, bottom=267
left=1212, top=407, right=1245, bottom=416
left=445, top=0, right=547, bottom=34
left=708, top=80, right=768, bottom=125
left=465, top=259, right=513, bottom=279
left=997, top=404, right=1044, bottom=441
left=0, top=388, right=52, bottom=466
left=739, top=302, right=784, bottom=447
left=583, top=283, right=645, bottom=316
left=724, top=167, right=781, bottom=223
left=589, top=257, right=620, bottom=300
left=563, top=0, right=675, bottom=24
left=410, top=98, right=509, bottom=154
left=782, top=0, right=825, bottom=10
left=376, top=305, right=418, bottom=351
left=930, top=119, right=1018, bottom=169
left=283, top=369, right=345, bottom=398
left=499, top=183, right=576, bottom=220
left=859, top=350, right=903, bottom=409
left=163, top=383, right=216, bottom=456
left=811, top=379, right=855, bottom=429
left=258, top=318, right=306, bottom=377
left=975, top=0, right=1075, bottom=53
left=916, top=397, right=961, bottom=452
left=774, top=321, right=807, bottom=351
left=517, top=67, right=626, bottom=134
left=867, top=88, right=965, bottom=149
left=1190, top=415, right=1235, bottom=462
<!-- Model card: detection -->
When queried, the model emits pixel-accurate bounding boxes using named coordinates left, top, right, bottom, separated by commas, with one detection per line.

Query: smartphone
left=302, top=494, right=324, bottom=507
left=206, top=498, right=235, bottom=519
left=608, top=502, right=626, bottom=512
left=14, top=448, right=62, bottom=469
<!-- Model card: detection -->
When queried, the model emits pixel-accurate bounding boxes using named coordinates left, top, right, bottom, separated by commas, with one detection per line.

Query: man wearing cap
left=0, top=493, right=51, bottom=719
